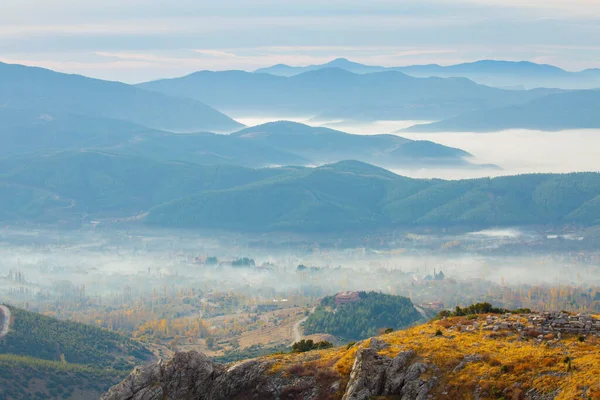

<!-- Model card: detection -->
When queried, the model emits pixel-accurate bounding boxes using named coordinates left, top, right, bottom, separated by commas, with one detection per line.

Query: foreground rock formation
left=102, top=340, right=436, bottom=400
left=104, top=313, right=600, bottom=400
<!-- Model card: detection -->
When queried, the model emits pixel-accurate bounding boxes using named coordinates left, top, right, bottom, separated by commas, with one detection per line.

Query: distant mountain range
left=0, top=107, right=479, bottom=169
left=1, top=152, right=598, bottom=231
left=404, top=90, right=600, bottom=133
left=4, top=61, right=596, bottom=136
left=0, top=62, right=243, bottom=132
left=138, top=68, right=560, bottom=122
left=229, top=121, right=478, bottom=168
left=255, top=58, right=600, bottom=90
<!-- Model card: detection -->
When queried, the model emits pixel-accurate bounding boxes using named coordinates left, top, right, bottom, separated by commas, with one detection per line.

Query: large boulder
left=342, top=348, right=436, bottom=400
left=102, top=351, right=224, bottom=400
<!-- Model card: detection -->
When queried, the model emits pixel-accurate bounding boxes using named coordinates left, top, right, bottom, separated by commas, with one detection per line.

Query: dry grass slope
left=263, top=315, right=600, bottom=399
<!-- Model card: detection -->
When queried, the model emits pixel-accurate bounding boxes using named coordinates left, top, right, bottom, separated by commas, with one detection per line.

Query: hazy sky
left=1, top=0, right=600, bottom=82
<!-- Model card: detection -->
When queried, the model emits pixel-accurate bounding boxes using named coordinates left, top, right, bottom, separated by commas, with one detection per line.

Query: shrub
left=291, top=340, right=333, bottom=353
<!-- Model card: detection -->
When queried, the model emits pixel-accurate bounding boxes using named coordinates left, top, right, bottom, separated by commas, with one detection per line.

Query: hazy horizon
left=2, top=0, right=600, bottom=83
left=3, top=57, right=600, bottom=85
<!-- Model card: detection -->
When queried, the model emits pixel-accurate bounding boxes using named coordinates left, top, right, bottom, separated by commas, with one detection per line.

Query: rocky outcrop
left=103, top=344, right=438, bottom=400
left=102, top=351, right=228, bottom=400
left=102, top=350, right=327, bottom=400
left=0, top=304, right=11, bottom=339
left=342, top=349, right=436, bottom=400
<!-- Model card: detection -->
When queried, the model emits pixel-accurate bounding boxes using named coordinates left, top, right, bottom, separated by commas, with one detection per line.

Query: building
left=335, top=291, right=360, bottom=306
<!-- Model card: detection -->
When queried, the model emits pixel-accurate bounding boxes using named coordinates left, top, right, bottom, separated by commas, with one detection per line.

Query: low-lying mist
left=233, top=115, right=600, bottom=180
left=1, top=227, right=598, bottom=311
left=397, top=128, right=600, bottom=179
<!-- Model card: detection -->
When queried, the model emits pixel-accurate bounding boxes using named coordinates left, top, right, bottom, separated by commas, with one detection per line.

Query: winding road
left=291, top=307, right=316, bottom=344
left=414, top=305, right=429, bottom=321
left=0, top=305, right=11, bottom=339
left=291, top=316, right=308, bottom=344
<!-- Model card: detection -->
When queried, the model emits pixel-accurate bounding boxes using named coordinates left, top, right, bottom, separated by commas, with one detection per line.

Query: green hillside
left=0, top=355, right=124, bottom=400
left=0, top=151, right=292, bottom=217
left=0, top=306, right=153, bottom=400
left=0, top=306, right=152, bottom=369
left=303, top=291, right=422, bottom=340
left=1, top=152, right=600, bottom=231
left=147, top=165, right=600, bottom=231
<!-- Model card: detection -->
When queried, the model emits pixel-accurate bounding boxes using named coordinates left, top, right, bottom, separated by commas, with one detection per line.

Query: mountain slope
left=255, top=58, right=600, bottom=89
left=0, top=62, right=242, bottom=132
left=0, top=108, right=306, bottom=167
left=146, top=161, right=399, bottom=232
left=403, top=90, right=600, bottom=132
left=0, top=108, right=159, bottom=157
left=102, top=130, right=310, bottom=168
left=0, top=306, right=152, bottom=368
left=0, top=152, right=293, bottom=218
left=0, top=107, right=471, bottom=169
left=138, top=68, right=558, bottom=121
left=1, top=152, right=599, bottom=231
left=147, top=168, right=600, bottom=231
left=0, top=305, right=154, bottom=399
left=230, top=121, right=473, bottom=168
left=103, top=312, right=600, bottom=400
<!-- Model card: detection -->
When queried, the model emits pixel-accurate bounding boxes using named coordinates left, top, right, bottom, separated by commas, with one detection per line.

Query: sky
left=1, top=0, right=600, bottom=83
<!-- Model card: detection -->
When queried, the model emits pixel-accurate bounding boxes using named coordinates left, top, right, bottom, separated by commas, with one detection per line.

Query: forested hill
left=146, top=165, right=600, bottom=231
left=1, top=152, right=600, bottom=231
left=303, top=292, right=422, bottom=340
left=0, top=306, right=154, bottom=399
left=0, top=306, right=152, bottom=368
left=404, top=89, right=600, bottom=133
left=0, top=62, right=243, bottom=133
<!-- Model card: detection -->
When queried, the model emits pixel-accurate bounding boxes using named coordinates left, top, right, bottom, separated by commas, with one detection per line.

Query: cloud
left=0, top=14, right=470, bottom=39
left=1, top=0, right=599, bottom=81
left=5, top=39, right=600, bottom=84
left=193, top=50, right=240, bottom=58
left=454, top=0, right=600, bottom=17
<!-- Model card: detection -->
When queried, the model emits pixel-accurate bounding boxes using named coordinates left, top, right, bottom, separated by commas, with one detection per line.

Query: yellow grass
left=260, top=316, right=600, bottom=399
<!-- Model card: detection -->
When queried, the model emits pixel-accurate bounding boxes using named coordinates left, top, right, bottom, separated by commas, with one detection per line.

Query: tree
left=206, top=257, right=218, bottom=265
left=205, top=336, right=216, bottom=350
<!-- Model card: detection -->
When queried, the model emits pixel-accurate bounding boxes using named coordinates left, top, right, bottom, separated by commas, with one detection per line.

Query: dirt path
left=291, top=307, right=316, bottom=345
left=0, top=305, right=11, bottom=339
left=414, top=305, right=429, bottom=321
left=291, top=316, right=308, bottom=344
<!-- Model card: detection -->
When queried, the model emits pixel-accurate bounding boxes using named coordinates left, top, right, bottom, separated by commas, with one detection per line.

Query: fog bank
left=231, top=114, right=600, bottom=180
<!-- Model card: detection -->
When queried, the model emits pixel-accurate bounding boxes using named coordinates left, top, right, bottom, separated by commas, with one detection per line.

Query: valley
left=1, top=5, right=600, bottom=396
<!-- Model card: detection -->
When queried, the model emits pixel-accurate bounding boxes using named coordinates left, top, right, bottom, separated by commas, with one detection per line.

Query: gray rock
left=342, top=348, right=436, bottom=400
left=342, top=348, right=389, bottom=400
left=453, top=354, right=483, bottom=373
left=102, top=352, right=223, bottom=400
left=369, top=337, right=390, bottom=351
left=104, top=346, right=437, bottom=400
left=383, top=350, right=415, bottom=394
